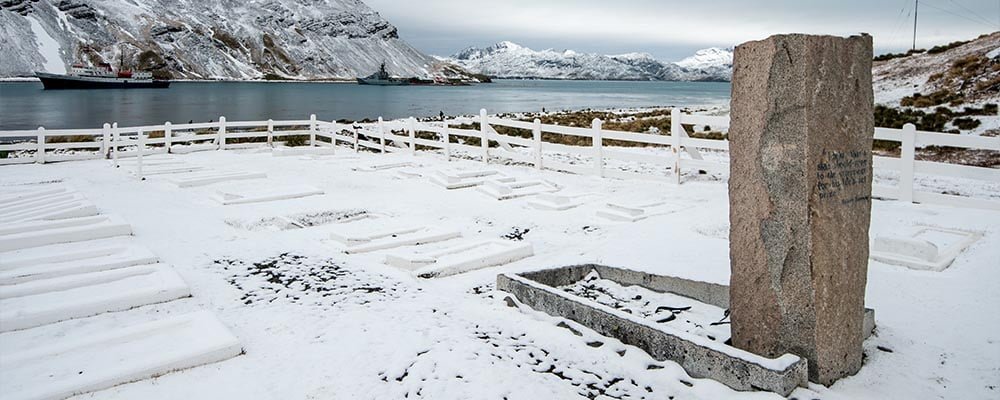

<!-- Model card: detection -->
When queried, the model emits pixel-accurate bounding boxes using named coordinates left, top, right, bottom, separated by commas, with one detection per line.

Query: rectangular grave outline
left=498, top=264, right=877, bottom=396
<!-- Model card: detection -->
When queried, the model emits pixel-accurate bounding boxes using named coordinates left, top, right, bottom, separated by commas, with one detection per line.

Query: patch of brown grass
left=45, top=135, right=96, bottom=143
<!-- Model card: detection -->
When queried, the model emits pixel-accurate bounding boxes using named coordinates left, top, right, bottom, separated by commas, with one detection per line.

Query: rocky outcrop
left=55, top=0, right=95, bottom=20
left=1, top=0, right=39, bottom=16
left=0, top=0, right=435, bottom=80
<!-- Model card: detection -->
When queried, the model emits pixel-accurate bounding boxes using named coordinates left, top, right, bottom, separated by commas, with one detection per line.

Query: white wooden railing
left=1, top=109, right=997, bottom=210
left=871, top=124, right=1000, bottom=210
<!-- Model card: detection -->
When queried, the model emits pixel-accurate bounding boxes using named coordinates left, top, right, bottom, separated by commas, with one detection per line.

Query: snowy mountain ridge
left=0, top=0, right=440, bottom=80
left=675, top=47, right=734, bottom=69
left=445, top=41, right=734, bottom=81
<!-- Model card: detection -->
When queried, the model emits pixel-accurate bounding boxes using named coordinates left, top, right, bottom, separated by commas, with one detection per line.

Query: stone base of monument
left=497, top=264, right=876, bottom=396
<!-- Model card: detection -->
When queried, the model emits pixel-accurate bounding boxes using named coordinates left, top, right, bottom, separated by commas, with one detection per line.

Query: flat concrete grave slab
left=477, top=179, right=559, bottom=201
left=327, top=221, right=461, bottom=254
left=497, top=265, right=878, bottom=396
left=226, top=209, right=374, bottom=232
left=596, top=201, right=688, bottom=222
left=0, top=201, right=98, bottom=224
left=871, top=226, right=982, bottom=271
left=526, top=193, right=598, bottom=211
left=0, top=193, right=98, bottom=224
left=273, top=146, right=337, bottom=157
left=115, top=157, right=185, bottom=167
left=213, top=184, right=324, bottom=205
left=0, top=186, right=75, bottom=207
left=385, top=239, right=533, bottom=278
left=428, top=169, right=509, bottom=189
left=0, top=242, right=158, bottom=285
left=0, top=215, right=132, bottom=252
left=352, top=160, right=415, bottom=172
left=0, top=264, right=190, bottom=332
left=129, top=163, right=206, bottom=176
left=0, top=189, right=81, bottom=213
left=169, top=143, right=217, bottom=154
left=324, top=154, right=362, bottom=164
left=0, top=311, right=242, bottom=400
left=393, top=167, right=426, bottom=179
left=168, top=170, right=267, bottom=188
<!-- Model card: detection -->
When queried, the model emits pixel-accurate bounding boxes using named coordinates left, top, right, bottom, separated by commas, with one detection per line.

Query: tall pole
left=912, top=0, right=919, bottom=51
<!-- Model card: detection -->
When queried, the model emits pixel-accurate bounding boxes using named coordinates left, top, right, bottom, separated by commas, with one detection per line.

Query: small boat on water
left=357, top=62, right=410, bottom=86
left=36, top=63, right=169, bottom=90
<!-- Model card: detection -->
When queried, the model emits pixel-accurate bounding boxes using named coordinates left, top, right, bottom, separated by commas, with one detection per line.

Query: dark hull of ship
left=36, top=73, right=170, bottom=90
left=356, top=77, right=410, bottom=86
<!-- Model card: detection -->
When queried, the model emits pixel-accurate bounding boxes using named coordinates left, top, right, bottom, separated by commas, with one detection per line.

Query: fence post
left=408, top=117, right=417, bottom=156
left=900, top=123, right=916, bottom=203
left=443, top=122, right=452, bottom=161
left=36, top=128, right=45, bottom=164
left=671, top=108, right=683, bottom=184
left=310, top=114, right=317, bottom=147
left=164, top=122, right=172, bottom=153
left=533, top=119, right=543, bottom=170
left=354, top=125, right=360, bottom=152
left=480, top=108, right=489, bottom=164
left=136, top=129, right=145, bottom=181
left=218, top=116, right=227, bottom=151
left=378, top=117, right=386, bottom=153
left=592, top=118, right=604, bottom=177
left=267, top=119, right=274, bottom=147
left=102, top=123, right=111, bottom=159
left=328, top=120, right=337, bottom=155
left=112, top=122, right=119, bottom=167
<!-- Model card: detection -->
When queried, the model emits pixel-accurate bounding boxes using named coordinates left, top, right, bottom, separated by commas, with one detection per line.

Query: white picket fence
left=1, top=109, right=998, bottom=210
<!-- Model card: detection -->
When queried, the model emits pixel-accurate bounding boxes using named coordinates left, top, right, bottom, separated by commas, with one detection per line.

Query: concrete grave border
left=386, top=238, right=533, bottom=278
left=213, top=184, right=324, bottom=206
left=870, top=226, right=982, bottom=271
left=595, top=201, right=689, bottom=222
left=169, top=170, right=267, bottom=188
left=476, top=179, right=559, bottom=201
left=497, top=264, right=876, bottom=396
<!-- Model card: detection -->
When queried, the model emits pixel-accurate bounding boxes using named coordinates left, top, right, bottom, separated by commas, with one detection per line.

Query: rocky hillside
left=872, top=32, right=1000, bottom=144
left=0, top=0, right=437, bottom=80
left=444, top=41, right=733, bottom=82
left=874, top=32, right=1000, bottom=106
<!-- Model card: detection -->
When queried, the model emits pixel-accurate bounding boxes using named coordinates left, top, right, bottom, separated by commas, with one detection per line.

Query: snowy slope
left=0, top=0, right=434, bottom=80
left=445, top=41, right=733, bottom=81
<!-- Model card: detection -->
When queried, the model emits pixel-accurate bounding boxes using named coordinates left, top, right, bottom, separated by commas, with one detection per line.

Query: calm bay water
left=0, top=80, right=730, bottom=130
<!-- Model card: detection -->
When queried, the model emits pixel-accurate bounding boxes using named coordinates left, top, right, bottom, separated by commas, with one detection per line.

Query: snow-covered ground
left=1, top=147, right=998, bottom=400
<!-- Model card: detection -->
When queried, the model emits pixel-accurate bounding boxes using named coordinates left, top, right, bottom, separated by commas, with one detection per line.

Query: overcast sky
left=364, top=0, right=1000, bottom=61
